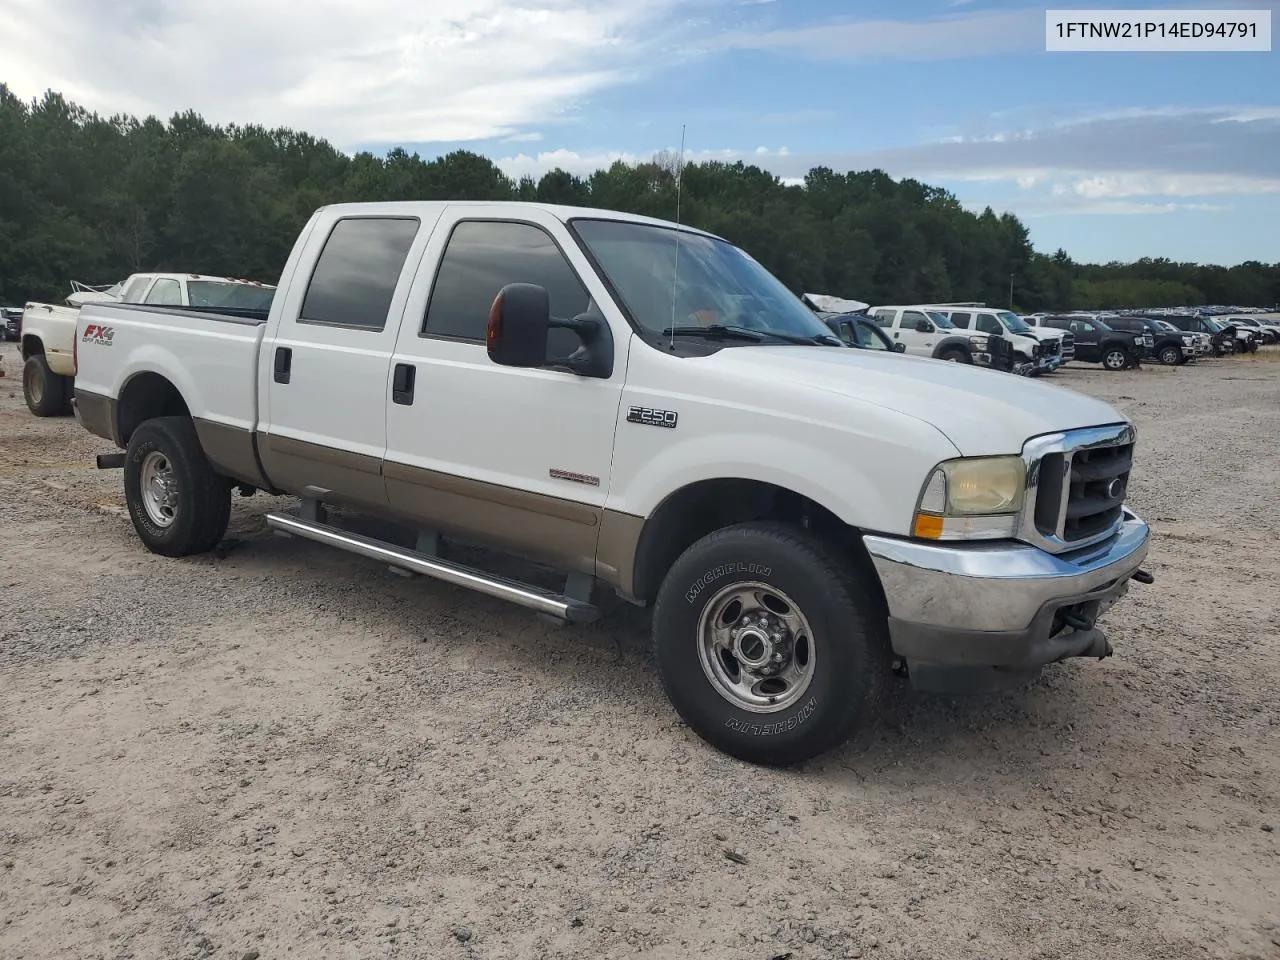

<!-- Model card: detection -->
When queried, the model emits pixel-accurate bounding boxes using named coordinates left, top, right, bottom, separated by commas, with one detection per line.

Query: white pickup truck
left=71, top=200, right=1153, bottom=766
left=19, top=272, right=274, bottom=416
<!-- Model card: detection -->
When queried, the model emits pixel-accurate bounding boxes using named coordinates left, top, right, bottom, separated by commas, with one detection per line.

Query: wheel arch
left=116, top=371, right=191, bottom=446
left=625, top=478, right=886, bottom=613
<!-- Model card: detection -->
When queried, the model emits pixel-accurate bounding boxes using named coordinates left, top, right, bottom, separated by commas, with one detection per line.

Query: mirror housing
left=915, top=318, right=933, bottom=333
left=893, top=342, right=907, bottom=353
left=486, top=282, right=614, bottom=379
left=487, top=283, right=551, bottom=368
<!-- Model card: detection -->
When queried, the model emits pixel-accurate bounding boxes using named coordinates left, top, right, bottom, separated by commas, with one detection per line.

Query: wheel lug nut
left=772, top=652, right=783, bottom=662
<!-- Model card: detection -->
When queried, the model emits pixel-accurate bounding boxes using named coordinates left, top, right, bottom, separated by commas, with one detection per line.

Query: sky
left=0, top=0, right=1276, bottom=266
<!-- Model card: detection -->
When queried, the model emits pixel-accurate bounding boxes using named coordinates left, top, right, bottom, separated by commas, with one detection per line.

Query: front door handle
left=392, top=362, right=415, bottom=405
left=274, top=346, right=292, bottom=384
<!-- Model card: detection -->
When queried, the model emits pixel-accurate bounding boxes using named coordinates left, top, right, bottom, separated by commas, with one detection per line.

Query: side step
left=265, top=512, right=600, bottom=624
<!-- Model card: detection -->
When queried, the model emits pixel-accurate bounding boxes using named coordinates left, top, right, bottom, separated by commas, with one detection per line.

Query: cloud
left=0, top=0, right=699, bottom=145
left=717, top=7, right=1044, bottom=60
left=495, top=108, right=1280, bottom=200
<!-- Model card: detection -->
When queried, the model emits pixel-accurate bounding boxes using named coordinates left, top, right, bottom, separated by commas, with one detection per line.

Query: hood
left=697, top=346, right=1128, bottom=457
left=1022, top=328, right=1060, bottom=342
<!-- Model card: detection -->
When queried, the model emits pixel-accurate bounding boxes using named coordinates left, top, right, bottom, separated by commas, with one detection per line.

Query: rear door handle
left=392, top=362, right=415, bottom=405
left=274, top=346, right=292, bottom=384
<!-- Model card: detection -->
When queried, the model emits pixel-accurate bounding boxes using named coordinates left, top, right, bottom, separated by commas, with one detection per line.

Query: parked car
left=20, top=272, right=276, bottom=417
left=1221, top=316, right=1279, bottom=345
left=817, top=312, right=907, bottom=353
left=929, top=306, right=1072, bottom=369
left=1147, top=318, right=1211, bottom=358
left=68, top=200, right=1153, bottom=766
left=1162, top=314, right=1235, bottom=355
left=863, top=305, right=999, bottom=367
left=1, top=306, right=21, bottom=342
left=1040, top=315, right=1147, bottom=371
left=1105, top=316, right=1196, bottom=366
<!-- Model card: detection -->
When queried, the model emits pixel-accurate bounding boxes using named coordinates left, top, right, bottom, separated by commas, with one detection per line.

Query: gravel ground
left=1, top=342, right=1278, bottom=960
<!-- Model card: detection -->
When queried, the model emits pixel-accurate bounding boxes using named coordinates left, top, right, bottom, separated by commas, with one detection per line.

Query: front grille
left=1021, top=425, right=1135, bottom=553
left=1062, top=442, right=1133, bottom=542
left=1042, top=339, right=1060, bottom=358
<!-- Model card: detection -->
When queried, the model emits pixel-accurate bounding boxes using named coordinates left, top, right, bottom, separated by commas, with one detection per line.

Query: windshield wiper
left=661, top=325, right=841, bottom=346
left=661, top=324, right=767, bottom=341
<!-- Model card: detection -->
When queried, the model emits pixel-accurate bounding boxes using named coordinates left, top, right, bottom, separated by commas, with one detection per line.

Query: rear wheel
left=123, top=416, right=231, bottom=557
left=22, top=354, right=69, bottom=417
left=1102, top=346, right=1131, bottom=371
left=652, top=522, right=892, bottom=766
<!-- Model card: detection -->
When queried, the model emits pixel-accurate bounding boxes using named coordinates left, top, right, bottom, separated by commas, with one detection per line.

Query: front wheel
left=123, top=416, right=231, bottom=557
left=939, top=348, right=971, bottom=364
left=1158, top=345, right=1182, bottom=366
left=1102, top=346, right=1131, bottom=371
left=652, top=522, right=892, bottom=766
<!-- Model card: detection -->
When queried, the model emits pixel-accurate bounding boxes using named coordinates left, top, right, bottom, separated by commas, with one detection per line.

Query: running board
left=265, top=512, right=600, bottom=624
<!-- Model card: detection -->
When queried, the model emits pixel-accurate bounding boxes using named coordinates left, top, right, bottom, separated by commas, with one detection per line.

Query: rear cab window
left=300, top=216, right=421, bottom=331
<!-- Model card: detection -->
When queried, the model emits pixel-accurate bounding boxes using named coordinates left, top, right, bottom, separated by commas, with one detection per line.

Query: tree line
left=2, top=86, right=1276, bottom=311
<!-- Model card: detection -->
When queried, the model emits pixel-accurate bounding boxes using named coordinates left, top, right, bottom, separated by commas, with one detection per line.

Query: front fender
left=608, top=417, right=960, bottom=538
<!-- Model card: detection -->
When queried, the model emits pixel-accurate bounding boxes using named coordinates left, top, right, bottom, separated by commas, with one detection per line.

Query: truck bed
left=73, top=300, right=268, bottom=440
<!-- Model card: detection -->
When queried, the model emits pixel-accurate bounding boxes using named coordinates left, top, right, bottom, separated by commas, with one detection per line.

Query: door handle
left=392, top=362, right=415, bottom=405
left=273, top=346, right=292, bottom=384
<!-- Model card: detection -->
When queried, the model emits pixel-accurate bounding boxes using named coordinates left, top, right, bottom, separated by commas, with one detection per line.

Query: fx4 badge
left=81, top=324, right=115, bottom=346
left=627, top=405, right=677, bottom=429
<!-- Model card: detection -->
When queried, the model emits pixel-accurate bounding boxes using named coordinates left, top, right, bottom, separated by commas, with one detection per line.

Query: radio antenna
left=668, top=123, right=687, bottom=351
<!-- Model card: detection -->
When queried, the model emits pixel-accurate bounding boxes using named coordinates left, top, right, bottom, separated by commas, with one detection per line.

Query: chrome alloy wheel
left=696, top=581, right=816, bottom=713
left=139, top=450, right=178, bottom=528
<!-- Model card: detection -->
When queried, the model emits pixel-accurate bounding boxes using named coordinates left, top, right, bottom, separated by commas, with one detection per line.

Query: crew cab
left=864, top=306, right=997, bottom=366
left=1037, top=315, right=1147, bottom=371
left=71, top=201, right=1153, bottom=766
left=929, top=305, right=1072, bottom=370
left=20, top=273, right=275, bottom=417
left=1106, top=316, right=1196, bottom=366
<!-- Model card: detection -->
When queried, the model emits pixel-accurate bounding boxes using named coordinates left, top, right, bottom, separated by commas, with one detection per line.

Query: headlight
left=1132, top=335, right=1143, bottom=344
left=1183, top=335, right=1193, bottom=344
left=968, top=334, right=989, bottom=350
left=912, top=456, right=1025, bottom=541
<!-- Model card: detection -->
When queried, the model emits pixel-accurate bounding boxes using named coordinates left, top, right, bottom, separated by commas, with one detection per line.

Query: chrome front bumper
left=862, top=508, right=1151, bottom=691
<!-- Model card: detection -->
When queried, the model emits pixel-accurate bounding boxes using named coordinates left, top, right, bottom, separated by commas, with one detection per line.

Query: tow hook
left=1131, top=569, right=1154, bottom=585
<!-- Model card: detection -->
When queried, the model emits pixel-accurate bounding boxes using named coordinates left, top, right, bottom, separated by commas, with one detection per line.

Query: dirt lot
left=1, top=343, right=1278, bottom=960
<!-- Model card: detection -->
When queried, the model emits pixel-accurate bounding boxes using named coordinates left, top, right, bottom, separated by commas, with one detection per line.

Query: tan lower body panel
left=384, top=461, right=603, bottom=577
left=259, top=433, right=388, bottom=510
left=193, top=419, right=269, bottom=488
left=250, top=434, right=647, bottom=596
left=74, top=389, right=118, bottom=445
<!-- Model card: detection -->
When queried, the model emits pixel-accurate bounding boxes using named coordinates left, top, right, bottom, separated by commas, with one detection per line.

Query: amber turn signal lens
left=912, top=513, right=944, bottom=539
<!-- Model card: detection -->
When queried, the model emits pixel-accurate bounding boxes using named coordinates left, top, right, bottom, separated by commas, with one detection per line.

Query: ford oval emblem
left=1106, top=477, right=1126, bottom=500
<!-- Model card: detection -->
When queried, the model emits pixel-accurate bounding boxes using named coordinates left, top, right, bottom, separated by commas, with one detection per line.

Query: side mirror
left=486, top=282, right=614, bottom=379
left=893, top=342, right=907, bottom=353
left=487, top=283, right=551, bottom=368
left=915, top=319, right=933, bottom=333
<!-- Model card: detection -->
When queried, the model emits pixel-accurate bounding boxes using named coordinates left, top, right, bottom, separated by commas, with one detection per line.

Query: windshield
left=570, top=218, right=834, bottom=343
left=1155, top=320, right=1178, bottom=332
left=927, top=311, right=955, bottom=329
left=187, top=280, right=276, bottom=311
left=996, top=311, right=1032, bottom=334
left=1203, top=318, right=1224, bottom=332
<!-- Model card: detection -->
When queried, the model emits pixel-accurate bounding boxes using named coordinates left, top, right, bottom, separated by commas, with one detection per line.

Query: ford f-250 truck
left=70, top=201, right=1153, bottom=766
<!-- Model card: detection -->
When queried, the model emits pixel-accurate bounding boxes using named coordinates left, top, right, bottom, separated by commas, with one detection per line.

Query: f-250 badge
left=81, top=324, right=115, bottom=346
left=627, top=405, right=677, bottom=429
